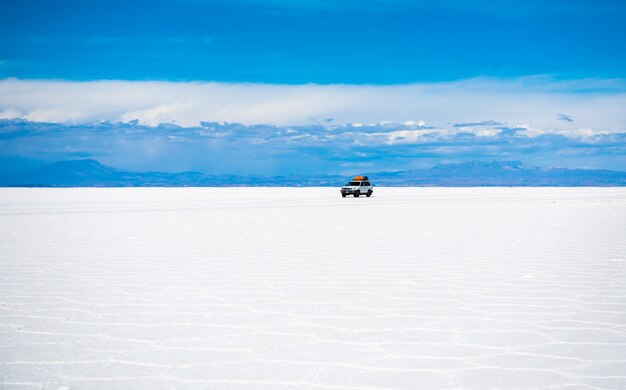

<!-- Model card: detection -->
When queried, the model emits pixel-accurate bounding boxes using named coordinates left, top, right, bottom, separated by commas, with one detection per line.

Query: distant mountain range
left=372, top=161, right=626, bottom=186
left=2, top=159, right=626, bottom=187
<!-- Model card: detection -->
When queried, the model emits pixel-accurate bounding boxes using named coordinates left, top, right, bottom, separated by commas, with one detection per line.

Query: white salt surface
left=1, top=187, right=626, bottom=389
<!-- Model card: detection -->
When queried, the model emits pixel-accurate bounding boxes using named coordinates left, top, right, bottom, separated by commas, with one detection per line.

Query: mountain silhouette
left=2, top=159, right=625, bottom=187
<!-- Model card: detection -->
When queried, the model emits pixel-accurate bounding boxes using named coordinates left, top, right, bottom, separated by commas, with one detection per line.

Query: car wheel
left=353, top=191, right=360, bottom=197
left=366, top=190, right=372, bottom=197
left=341, top=193, right=346, bottom=197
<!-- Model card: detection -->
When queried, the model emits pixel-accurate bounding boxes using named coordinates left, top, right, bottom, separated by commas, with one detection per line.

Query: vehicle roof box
left=353, top=175, right=369, bottom=181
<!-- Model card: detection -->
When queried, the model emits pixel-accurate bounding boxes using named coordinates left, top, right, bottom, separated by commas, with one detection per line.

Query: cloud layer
left=2, top=118, right=625, bottom=176
left=1, top=77, right=625, bottom=175
left=2, top=77, right=626, bottom=132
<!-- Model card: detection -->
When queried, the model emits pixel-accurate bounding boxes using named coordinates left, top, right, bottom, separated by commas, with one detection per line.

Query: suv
left=341, top=176, right=373, bottom=197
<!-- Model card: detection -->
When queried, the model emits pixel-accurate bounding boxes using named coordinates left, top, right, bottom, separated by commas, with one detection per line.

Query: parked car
left=341, top=176, right=373, bottom=197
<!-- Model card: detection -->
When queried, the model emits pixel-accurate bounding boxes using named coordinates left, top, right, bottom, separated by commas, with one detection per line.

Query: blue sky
left=2, top=0, right=626, bottom=83
left=1, top=0, right=625, bottom=175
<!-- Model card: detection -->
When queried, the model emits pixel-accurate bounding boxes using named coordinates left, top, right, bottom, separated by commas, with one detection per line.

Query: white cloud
left=0, top=107, right=23, bottom=119
left=1, top=77, right=626, bottom=135
left=387, top=129, right=435, bottom=144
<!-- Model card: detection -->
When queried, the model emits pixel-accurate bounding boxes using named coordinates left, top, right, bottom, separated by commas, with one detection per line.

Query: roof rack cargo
left=353, top=175, right=369, bottom=181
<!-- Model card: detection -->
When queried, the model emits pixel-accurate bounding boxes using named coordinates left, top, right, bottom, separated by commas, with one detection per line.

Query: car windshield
left=347, top=181, right=360, bottom=186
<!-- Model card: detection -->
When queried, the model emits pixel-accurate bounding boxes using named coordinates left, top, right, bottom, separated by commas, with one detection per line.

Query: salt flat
left=1, top=187, right=626, bottom=390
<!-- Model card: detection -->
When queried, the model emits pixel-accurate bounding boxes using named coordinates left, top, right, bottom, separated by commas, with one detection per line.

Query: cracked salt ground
left=1, top=187, right=625, bottom=389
